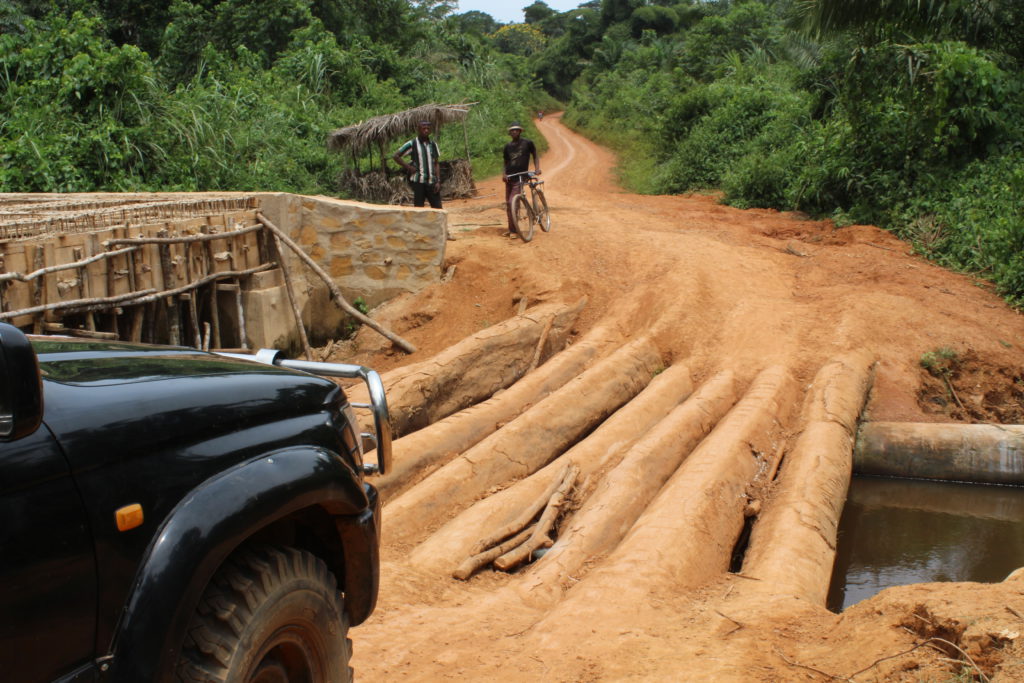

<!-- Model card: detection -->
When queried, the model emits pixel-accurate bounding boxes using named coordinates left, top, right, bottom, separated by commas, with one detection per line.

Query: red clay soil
left=335, top=114, right=1024, bottom=681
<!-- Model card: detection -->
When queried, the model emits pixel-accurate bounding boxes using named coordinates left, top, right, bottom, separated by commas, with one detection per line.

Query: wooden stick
left=42, top=323, right=119, bottom=340
left=453, top=525, right=536, bottom=581
left=0, top=246, right=138, bottom=283
left=468, top=465, right=570, bottom=557
left=103, top=224, right=262, bottom=247
left=273, top=234, right=313, bottom=361
left=0, top=264, right=273, bottom=321
left=494, top=464, right=578, bottom=571
left=527, top=315, right=554, bottom=372
left=117, top=265, right=272, bottom=308
left=256, top=213, right=416, bottom=353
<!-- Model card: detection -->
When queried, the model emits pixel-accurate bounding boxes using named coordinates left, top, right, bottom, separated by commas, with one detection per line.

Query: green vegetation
left=920, top=347, right=959, bottom=377
left=0, top=1, right=551, bottom=195
left=3, top=0, right=1023, bottom=306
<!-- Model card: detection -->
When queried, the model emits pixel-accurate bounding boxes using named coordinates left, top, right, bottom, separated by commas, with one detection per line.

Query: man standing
left=502, top=122, right=540, bottom=237
left=393, top=120, right=442, bottom=209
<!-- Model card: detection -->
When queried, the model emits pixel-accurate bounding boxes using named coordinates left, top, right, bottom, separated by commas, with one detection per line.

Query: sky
left=454, top=1, right=586, bottom=25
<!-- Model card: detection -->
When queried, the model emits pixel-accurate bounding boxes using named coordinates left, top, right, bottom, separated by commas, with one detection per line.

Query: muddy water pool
left=827, top=476, right=1024, bottom=611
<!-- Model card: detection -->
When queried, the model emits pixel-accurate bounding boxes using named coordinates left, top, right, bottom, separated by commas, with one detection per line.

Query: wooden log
left=348, top=298, right=586, bottom=438
left=409, top=362, right=696, bottom=574
left=256, top=213, right=416, bottom=353
left=855, top=422, right=1024, bottom=485
left=370, top=319, right=612, bottom=501
left=733, top=351, right=875, bottom=606
left=514, top=369, right=739, bottom=606
left=384, top=336, right=662, bottom=546
left=531, top=365, right=798, bottom=636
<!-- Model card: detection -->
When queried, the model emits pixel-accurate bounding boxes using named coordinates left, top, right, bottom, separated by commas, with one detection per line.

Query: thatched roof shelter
left=327, top=103, right=475, bottom=155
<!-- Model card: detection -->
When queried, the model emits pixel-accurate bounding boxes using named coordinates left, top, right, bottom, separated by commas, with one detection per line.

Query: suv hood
left=32, top=338, right=298, bottom=386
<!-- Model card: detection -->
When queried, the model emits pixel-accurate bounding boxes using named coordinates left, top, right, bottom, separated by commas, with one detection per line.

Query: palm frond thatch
left=327, top=103, right=475, bottom=155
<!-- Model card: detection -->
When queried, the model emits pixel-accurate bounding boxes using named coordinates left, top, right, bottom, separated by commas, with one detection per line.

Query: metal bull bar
left=217, top=348, right=392, bottom=476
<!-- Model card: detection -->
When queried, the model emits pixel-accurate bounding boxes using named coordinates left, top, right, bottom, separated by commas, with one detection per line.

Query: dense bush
left=0, top=2, right=553, bottom=195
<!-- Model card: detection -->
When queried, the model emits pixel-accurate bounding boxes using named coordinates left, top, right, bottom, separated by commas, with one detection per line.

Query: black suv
left=0, top=322, right=390, bottom=682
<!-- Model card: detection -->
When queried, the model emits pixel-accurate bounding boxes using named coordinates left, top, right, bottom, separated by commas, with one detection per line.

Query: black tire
left=533, top=187, right=551, bottom=232
left=510, top=193, right=535, bottom=243
left=176, top=546, right=351, bottom=683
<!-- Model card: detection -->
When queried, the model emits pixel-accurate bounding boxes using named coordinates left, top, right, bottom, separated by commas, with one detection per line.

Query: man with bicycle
left=502, top=122, right=540, bottom=238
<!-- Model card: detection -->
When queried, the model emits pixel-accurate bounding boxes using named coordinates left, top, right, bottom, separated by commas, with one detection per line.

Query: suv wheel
left=177, top=545, right=351, bottom=683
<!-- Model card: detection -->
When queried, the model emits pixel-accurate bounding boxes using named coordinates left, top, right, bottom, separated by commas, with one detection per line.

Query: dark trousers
left=504, top=178, right=522, bottom=230
left=410, top=181, right=442, bottom=209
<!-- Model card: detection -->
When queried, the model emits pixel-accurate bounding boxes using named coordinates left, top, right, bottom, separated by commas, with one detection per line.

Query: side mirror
left=0, top=322, right=43, bottom=440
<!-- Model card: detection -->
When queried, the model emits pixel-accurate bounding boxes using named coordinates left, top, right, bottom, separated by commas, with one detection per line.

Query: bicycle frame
left=507, top=171, right=541, bottom=205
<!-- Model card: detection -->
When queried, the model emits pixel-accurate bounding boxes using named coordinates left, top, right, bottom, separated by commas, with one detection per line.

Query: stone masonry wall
left=252, top=193, right=446, bottom=349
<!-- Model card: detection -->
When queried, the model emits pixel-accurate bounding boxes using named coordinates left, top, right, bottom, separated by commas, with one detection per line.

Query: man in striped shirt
left=392, top=120, right=442, bottom=209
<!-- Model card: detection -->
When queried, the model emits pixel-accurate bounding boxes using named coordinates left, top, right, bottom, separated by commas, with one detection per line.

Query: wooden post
left=157, top=229, right=181, bottom=346
left=201, top=226, right=222, bottom=349
left=129, top=305, right=145, bottom=342
left=32, top=246, right=44, bottom=334
left=182, top=240, right=201, bottom=349
left=76, top=244, right=95, bottom=332
left=272, top=232, right=313, bottom=361
left=0, top=254, right=7, bottom=314
left=234, top=280, right=247, bottom=350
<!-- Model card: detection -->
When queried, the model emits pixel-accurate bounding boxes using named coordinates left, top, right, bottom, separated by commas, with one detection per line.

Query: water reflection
left=827, top=476, right=1024, bottom=612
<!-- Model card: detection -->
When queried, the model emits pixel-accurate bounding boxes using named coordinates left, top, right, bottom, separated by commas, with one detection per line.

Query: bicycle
left=507, top=171, right=551, bottom=243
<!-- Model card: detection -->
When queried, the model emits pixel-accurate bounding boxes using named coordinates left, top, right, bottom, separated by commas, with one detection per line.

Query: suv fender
left=105, top=446, right=375, bottom=682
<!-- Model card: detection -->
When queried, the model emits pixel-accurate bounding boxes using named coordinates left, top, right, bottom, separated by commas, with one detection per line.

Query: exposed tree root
left=740, top=351, right=875, bottom=604
left=348, top=297, right=586, bottom=436
left=532, top=365, right=798, bottom=634
left=516, top=369, right=739, bottom=607
left=408, top=362, right=695, bottom=573
left=369, top=322, right=621, bottom=500
left=383, top=336, right=662, bottom=545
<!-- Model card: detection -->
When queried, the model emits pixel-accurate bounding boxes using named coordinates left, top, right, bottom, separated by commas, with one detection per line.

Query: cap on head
left=418, top=120, right=432, bottom=128
left=508, top=122, right=524, bottom=131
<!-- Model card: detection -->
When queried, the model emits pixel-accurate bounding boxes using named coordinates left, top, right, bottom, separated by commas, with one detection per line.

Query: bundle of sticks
left=453, top=463, right=579, bottom=580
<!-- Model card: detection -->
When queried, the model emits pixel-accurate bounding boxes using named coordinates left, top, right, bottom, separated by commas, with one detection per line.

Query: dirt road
left=343, top=114, right=1024, bottom=681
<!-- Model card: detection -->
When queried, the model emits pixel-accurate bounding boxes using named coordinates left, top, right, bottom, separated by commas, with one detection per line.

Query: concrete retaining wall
left=854, top=422, right=1024, bottom=485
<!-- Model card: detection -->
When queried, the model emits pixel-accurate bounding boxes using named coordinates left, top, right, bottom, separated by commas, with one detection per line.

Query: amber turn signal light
left=115, top=503, right=144, bottom=532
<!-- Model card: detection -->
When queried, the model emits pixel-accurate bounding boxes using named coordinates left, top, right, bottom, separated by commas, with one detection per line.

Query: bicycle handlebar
left=506, top=171, right=539, bottom=180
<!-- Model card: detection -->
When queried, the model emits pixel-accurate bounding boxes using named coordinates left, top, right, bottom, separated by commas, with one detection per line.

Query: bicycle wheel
left=510, top=194, right=535, bottom=243
left=533, top=187, right=551, bottom=232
